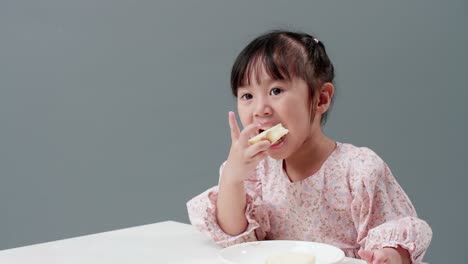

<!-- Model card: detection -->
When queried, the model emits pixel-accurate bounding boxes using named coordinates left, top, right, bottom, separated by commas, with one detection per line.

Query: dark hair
left=230, top=30, right=335, bottom=124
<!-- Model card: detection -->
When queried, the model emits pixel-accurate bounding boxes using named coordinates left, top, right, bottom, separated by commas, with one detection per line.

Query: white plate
left=218, top=240, right=345, bottom=264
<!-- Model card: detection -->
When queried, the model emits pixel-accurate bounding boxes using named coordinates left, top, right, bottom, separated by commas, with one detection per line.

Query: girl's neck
left=284, top=131, right=336, bottom=182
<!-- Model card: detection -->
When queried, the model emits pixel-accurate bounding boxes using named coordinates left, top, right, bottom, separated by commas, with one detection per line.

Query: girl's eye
left=240, top=93, right=253, bottom=100
left=270, top=87, right=283, bottom=96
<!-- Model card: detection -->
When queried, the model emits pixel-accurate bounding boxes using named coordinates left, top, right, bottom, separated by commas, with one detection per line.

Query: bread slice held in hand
left=248, top=124, right=289, bottom=145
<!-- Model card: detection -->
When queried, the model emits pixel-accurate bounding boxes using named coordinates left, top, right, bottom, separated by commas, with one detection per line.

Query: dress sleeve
left=350, top=149, right=433, bottom=263
left=186, top=162, right=270, bottom=247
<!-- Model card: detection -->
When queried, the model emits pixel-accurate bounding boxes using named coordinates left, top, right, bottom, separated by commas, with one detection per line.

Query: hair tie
left=314, top=38, right=319, bottom=44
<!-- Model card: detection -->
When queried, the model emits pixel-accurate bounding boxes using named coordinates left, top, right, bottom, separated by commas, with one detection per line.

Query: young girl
left=187, top=30, right=432, bottom=264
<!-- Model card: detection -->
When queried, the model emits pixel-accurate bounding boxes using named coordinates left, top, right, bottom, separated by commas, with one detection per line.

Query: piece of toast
left=265, top=252, right=316, bottom=264
left=248, top=123, right=289, bottom=145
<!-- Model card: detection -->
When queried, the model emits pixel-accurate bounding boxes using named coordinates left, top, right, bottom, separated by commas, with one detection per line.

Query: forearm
left=216, top=175, right=248, bottom=236
left=216, top=114, right=269, bottom=237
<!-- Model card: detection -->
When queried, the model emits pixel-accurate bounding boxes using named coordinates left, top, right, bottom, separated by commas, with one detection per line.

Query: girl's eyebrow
left=242, top=79, right=271, bottom=88
left=238, top=77, right=288, bottom=91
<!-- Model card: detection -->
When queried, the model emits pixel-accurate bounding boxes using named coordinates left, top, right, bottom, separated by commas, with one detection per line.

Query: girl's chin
left=267, top=138, right=289, bottom=159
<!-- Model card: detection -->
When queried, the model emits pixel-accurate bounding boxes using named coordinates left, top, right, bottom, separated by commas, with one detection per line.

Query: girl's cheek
left=238, top=113, right=250, bottom=127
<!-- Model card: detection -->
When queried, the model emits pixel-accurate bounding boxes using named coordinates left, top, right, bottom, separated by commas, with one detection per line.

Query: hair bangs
left=231, top=34, right=308, bottom=96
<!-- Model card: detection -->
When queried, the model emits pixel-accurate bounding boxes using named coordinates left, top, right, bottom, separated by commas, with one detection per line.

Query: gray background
left=1, top=0, right=466, bottom=263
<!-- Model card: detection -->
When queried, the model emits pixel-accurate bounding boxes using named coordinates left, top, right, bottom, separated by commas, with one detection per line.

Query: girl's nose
left=254, top=99, right=272, bottom=117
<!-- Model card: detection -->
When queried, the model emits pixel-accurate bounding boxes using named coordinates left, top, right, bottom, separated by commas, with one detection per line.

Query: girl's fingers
left=245, top=141, right=270, bottom=159
left=227, top=113, right=264, bottom=147
left=372, top=249, right=390, bottom=264
left=238, top=123, right=261, bottom=147
left=250, top=150, right=269, bottom=164
left=228, top=111, right=241, bottom=142
left=358, top=249, right=374, bottom=263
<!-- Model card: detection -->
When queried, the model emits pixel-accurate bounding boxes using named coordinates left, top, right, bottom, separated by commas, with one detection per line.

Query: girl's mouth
left=269, top=134, right=286, bottom=149
left=256, top=124, right=288, bottom=148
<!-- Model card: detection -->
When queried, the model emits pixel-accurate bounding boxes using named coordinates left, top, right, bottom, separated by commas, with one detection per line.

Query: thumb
left=358, top=248, right=374, bottom=263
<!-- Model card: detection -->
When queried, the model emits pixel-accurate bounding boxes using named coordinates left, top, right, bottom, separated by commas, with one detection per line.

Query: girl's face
left=237, top=66, right=319, bottom=160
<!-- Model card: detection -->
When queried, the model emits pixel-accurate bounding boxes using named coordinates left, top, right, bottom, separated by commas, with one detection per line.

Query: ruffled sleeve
left=365, top=216, right=433, bottom=263
left=186, top=162, right=270, bottom=247
left=350, top=148, right=432, bottom=263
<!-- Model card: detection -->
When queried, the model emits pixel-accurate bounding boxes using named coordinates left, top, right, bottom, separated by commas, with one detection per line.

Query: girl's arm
left=350, top=148, right=432, bottom=263
left=215, top=112, right=270, bottom=236
left=187, top=112, right=271, bottom=247
left=187, top=161, right=270, bottom=247
left=216, top=171, right=248, bottom=235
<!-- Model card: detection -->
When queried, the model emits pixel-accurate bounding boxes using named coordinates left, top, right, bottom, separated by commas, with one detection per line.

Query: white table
left=0, top=221, right=366, bottom=264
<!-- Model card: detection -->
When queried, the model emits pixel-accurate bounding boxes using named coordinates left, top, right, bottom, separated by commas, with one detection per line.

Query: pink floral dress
left=187, top=142, right=432, bottom=263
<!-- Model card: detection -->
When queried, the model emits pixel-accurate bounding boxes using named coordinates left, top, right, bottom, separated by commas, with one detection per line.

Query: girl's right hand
left=221, top=111, right=271, bottom=184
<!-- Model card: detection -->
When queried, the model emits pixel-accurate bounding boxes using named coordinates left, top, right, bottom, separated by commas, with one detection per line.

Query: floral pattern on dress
left=187, top=142, right=432, bottom=263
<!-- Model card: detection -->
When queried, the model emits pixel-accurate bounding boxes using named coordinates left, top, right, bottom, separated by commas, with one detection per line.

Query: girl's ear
left=316, top=82, right=334, bottom=114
